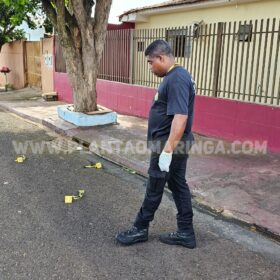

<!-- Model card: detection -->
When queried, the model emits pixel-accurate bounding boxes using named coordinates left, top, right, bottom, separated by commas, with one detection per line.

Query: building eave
left=121, top=13, right=149, bottom=23
left=119, top=0, right=262, bottom=23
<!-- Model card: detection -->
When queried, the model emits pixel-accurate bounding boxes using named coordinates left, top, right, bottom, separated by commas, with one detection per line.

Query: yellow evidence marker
left=65, top=190, right=85, bottom=204
left=83, top=162, right=102, bottom=169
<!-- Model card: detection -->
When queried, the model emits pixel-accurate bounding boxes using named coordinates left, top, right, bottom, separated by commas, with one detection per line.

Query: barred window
left=237, top=24, right=253, bottom=42
left=166, top=29, right=192, bottom=58
left=137, top=41, right=145, bottom=52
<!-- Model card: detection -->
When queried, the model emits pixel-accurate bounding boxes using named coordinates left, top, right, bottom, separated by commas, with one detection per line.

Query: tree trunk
left=63, top=41, right=99, bottom=113
left=42, top=0, right=112, bottom=113
left=61, top=31, right=105, bottom=113
left=70, top=69, right=98, bottom=113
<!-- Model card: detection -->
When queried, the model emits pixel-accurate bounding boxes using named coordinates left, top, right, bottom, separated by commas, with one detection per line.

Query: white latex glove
left=158, top=151, right=172, bottom=172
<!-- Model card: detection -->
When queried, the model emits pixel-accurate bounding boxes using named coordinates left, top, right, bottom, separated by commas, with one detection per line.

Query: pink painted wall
left=97, top=80, right=154, bottom=118
left=53, top=75, right=280, bottom=152
left=54, top=72, right=73, bottom=103
left=193, top=96, right=280, bottom=152
left=96, top=79, right=280, bottom=153
left=54, top=75, right=153, bottom=117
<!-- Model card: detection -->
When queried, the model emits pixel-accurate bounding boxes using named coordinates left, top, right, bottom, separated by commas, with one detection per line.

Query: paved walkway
left=1, top=88, right=279, bottom=240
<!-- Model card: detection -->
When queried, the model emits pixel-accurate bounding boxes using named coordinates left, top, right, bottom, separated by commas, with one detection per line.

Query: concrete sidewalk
left=1, top=88, right=279, bottom=241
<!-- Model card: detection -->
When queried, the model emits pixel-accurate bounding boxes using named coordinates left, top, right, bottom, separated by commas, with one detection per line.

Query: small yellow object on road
left=15, top=155, right=26, bottom=163
left=64, top=190, right=85, bottom=204
left=64, top=196, right=73, bottom=204
left=84, top=162, right=102, bottom=169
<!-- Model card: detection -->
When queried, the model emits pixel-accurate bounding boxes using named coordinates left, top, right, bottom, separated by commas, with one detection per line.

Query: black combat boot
left=116, top=226, right=148, bottom=245
left=159, top=231, right=196, bottom=249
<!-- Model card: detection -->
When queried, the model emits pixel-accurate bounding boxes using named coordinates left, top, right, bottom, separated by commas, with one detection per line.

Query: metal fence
left=99, top=29, right=132, bottom=84
left=98, top=18, right=280, bottom=106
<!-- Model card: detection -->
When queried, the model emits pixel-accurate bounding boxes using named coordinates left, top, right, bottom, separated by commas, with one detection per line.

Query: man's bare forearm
left=163, top=114, right=188, bottom=153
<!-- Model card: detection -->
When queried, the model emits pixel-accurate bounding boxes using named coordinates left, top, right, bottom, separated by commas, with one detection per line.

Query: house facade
left=100, top=0, right=280, bottom=152
left=119, top=0, right=280, bottom=28
left=118, top=0, right=280, bottom=106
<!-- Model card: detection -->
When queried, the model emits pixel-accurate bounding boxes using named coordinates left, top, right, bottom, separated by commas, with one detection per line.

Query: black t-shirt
left=147, top=66, right=196, bottom=153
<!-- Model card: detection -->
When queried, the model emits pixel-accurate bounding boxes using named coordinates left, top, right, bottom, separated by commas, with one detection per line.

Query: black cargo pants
left=134, top=152, right=194, bottom=232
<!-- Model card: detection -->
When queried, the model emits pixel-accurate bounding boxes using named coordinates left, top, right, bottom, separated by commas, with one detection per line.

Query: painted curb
left=57, top=105, right=117, bottom=126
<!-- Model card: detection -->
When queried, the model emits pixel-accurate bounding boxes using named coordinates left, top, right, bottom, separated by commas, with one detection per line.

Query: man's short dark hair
left=145, top=40, right=173, bottom=57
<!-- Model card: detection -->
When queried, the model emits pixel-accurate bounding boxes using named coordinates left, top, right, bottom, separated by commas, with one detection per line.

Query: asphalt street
left=0, top=109, right=279, bottom=280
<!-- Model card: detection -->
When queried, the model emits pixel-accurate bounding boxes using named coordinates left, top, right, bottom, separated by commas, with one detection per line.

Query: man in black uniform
left=116, top=40, right=196, bottom=248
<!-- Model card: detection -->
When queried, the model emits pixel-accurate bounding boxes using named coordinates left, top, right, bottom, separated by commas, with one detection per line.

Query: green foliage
left=43, top=17, right=53, bottom=34
left=0, top=29, right=26, bottom=46
left=0, top=0, right=41, bottom=50
left=11, top=29, right=27, bottom=40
